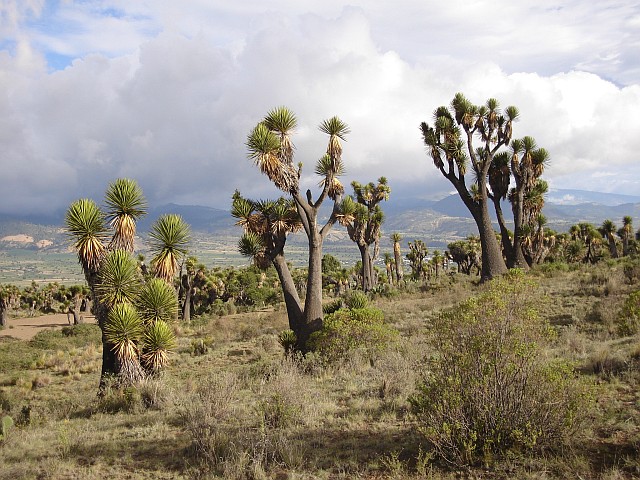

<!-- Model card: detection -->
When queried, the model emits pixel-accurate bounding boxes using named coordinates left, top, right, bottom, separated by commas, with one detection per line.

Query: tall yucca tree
left=620, top=216, right=633, bottom=256
left=232, top=191, right=304, bottom=333
left=339, top=177, right=390, bottom=292
left=149, top=214, right=190, bottom=284
left=244, top=107, right=349, bottom=350
left=499, top=136, right=551, bottom=268
left=391, top=233, right=404, bottom=285
left=104, top=178, right=147, bottom=252
left=420, top=93, right=519, bottom=280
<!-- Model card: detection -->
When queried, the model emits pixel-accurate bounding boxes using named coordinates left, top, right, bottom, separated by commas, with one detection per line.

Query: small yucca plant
left=142, top=320, right=176, bottom=373
left=278, top=329, right=297, bottom=357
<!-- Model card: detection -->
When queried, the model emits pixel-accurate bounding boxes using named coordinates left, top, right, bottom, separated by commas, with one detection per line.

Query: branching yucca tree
left=508, top=137, right=550, bottom=267
left=420, top=93, right=519, bottom=280
left=148, top=214, right=190, bottom=285
left=231, top=191, right=304, bottom=335
left=619, top=216, right=633, bottom=257
left=338, top=177, right=390, bottom=292
left=245, top=106, right=349, bottom=348
left=391, top=232, right=404, bottom=285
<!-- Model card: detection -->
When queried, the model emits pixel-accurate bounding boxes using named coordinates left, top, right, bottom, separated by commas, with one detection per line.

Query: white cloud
left=0, top=3, right=639, bottom=216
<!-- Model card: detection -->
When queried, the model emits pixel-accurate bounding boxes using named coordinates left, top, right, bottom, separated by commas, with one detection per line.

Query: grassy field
left=1, top=263, right=639, bottom=479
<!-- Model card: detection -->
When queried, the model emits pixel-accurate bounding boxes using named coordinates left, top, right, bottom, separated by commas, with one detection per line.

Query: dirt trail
left=0, top=313, right=96, bottom=341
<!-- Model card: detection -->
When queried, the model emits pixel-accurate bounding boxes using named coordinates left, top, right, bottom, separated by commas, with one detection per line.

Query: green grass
left=0, top=263, right=639, bottom=478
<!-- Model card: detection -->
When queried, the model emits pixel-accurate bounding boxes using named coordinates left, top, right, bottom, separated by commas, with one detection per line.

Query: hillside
left=2, top=188, right=640, bottom=260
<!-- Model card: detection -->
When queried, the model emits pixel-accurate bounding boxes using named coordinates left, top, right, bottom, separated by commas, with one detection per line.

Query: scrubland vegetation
left=1, top=259, right=640, bottom=479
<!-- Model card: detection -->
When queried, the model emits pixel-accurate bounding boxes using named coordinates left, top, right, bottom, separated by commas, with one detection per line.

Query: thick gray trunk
left=0, top=306, right=6, bottom=328
left=358, top=244, right=375, bottom=292
left=299, top=238, right=324, bottom=350
left=472, top=202, right=508, bottom=281
left=272, top=254, right=303, bottom=335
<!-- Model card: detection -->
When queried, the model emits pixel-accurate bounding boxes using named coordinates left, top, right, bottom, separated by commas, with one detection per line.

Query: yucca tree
left=245, top=107, right=349, bottom=349
left=104, top=178, right=147, bottom=252
left=420, top=93, right=518, bottom=280
left=338, top=177, right=390, bottom=291
left=507, top=137, right=550, bottom=268
left=619, top=216, right=633, bottom=256
left=599, top=219, right=619, bottom=258
left=232, top=191, right=303, bottom=333
left=407, top=239, right=428, bottom=281
left=391, top=233, right=404, bottom=285
left=66, top=179, right=183, bottom=391
left=149, top=214, right=190, bottom=284
left=383, top=253, right=394, bottom=285
left=0, top=284, right=20, bottom=328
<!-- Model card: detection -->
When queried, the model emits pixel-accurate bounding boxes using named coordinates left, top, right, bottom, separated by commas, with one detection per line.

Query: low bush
left=308, top=305, right=398, bottom=363
left=616, top=290, right=640, bottom=336
left=410, top=270, right=594, bottom=467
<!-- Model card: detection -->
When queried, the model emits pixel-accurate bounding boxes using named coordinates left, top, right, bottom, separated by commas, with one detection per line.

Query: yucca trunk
left=0, top=306, right=7, bottom=328
left=299, top=236, right=324, bottom=350
left=607, top=235, right=618, bottom=259
left=509, top=190, right=531, bottom=269
left=393, top=243, right=403, bottom=284
left=272, top=253, right=304, bottom=337
left=358, top=244, right=375, bottom=292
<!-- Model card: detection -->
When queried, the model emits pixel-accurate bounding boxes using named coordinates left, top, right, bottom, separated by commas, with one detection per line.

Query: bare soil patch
left=0, top=313, right=95, bottom=341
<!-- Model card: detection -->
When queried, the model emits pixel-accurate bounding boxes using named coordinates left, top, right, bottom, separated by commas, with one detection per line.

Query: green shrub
left=616, top=290, right=640, bottom=336
left=0, top=415, right=13, bottom=441
left=344, top=290, right=369, bottom=309
left=409, top=271, right=593, bottom=467
left=308, top=306, right=398, bottom=362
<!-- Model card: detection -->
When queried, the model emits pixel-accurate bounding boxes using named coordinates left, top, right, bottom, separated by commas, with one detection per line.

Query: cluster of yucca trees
left=65, top=178, right=190, bottom=390
left=420, top=93, right=550, bottom=280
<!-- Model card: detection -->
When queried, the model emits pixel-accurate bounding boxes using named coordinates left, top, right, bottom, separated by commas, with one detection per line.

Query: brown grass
left=0, top=264, right=639, bottom=478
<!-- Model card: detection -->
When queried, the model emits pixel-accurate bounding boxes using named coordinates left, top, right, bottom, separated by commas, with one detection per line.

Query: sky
left=1, top=0, right=639, bottom=216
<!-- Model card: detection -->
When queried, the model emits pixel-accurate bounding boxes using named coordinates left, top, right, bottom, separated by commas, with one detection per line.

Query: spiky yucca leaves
left=488, top=152, right=511, bottom=201
left=105, top=302, right=145, bottom=384
left=319, top=116, right=350, bottom=164
left=264, top=106, right=297, bottom=164
left=247, top=117, right=299, bottom=193
left=141, top=320, right=176, bottom=373
left=238, top=231, right=270, bottom=269
left=97, top=250, right=141, bottom=308
left=149, top=214, right=190, bottom=283
left=104, top=178, right=147, bottom=252
left=136, top=277, right=178, bottom=324
left=65, top=199, right=108, bottom=275
left=105, top=302, right=143, bottom=362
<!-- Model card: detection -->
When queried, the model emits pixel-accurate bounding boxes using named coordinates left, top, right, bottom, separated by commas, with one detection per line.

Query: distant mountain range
left=2, top=189, right=640, bottom=253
